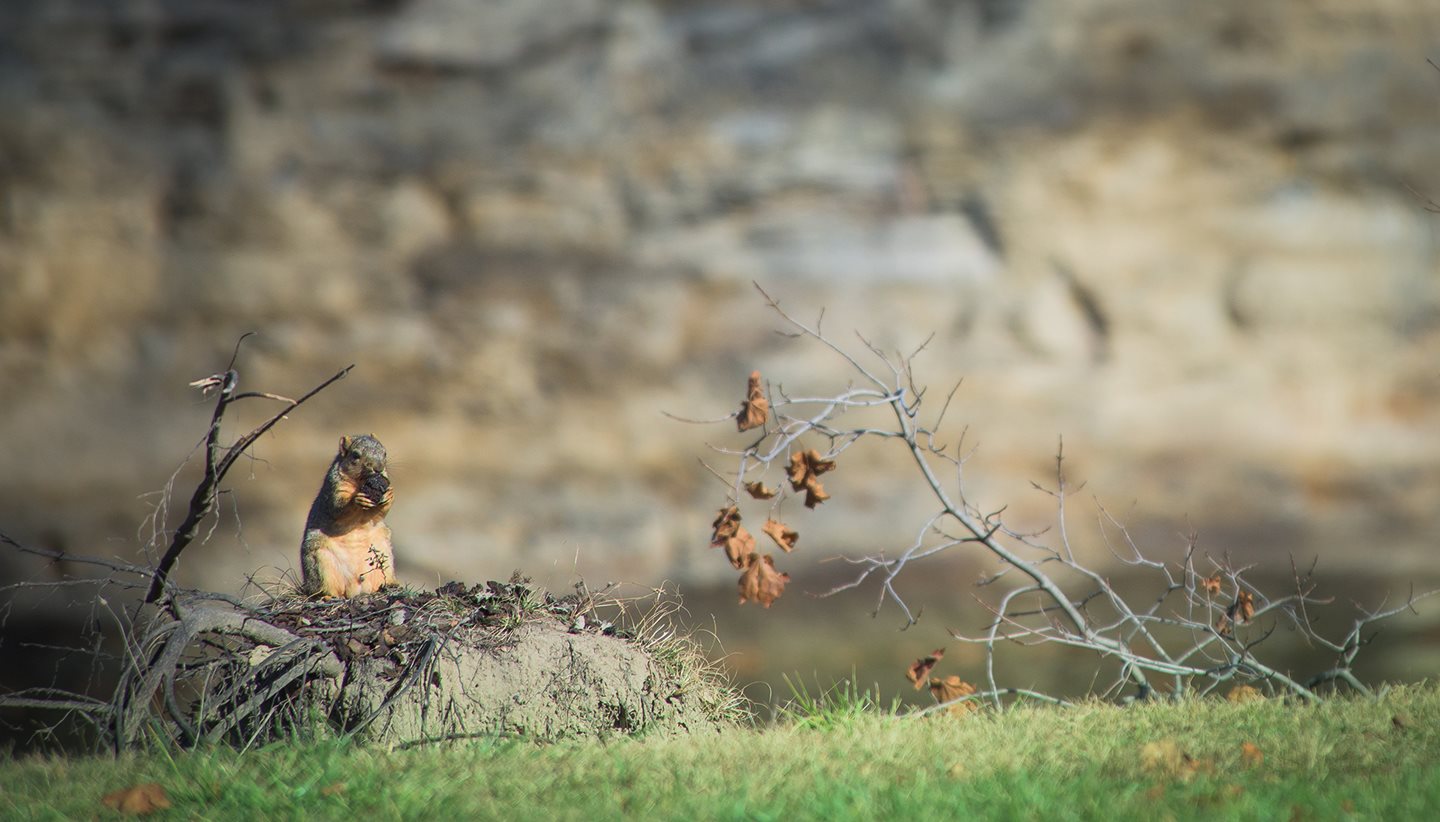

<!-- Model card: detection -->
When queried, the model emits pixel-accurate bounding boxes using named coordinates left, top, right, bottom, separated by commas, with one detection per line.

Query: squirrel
left=300, top=434, right=397, bottom=598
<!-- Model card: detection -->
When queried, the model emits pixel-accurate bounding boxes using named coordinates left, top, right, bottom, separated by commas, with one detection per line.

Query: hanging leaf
left=787, top=450, right=836, bottom=508
left=761, top=518, right=799, bottom=552
left=721, top=527, right=756, bottom=570
left=710, top=505, right=742, bottom=543
left=744, top=480, right=778, bottom=500
left=737, top=371, right=769, bottom=432
left=738, top=553, right=789, bottom=607
left=906, top=648, right=945, bottom=689
left=1226, top=590, right=1255, bottom=626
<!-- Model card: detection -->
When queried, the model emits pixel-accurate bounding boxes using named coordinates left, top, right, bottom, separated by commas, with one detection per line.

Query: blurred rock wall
left=2, top=0, right=1438, bottom=593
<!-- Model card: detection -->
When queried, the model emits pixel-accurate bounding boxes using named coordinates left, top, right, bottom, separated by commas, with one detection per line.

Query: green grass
left=775, top=672, right=903, bottom=730
left=4, top=684, right=1439, bottom=820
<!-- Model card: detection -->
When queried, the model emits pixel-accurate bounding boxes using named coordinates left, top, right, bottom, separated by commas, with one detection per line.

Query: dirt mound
left=117, top=579, right=738, bottom=748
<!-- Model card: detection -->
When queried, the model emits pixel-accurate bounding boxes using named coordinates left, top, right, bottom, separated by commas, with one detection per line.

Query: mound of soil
left=125, top=579, right=735, bottom=748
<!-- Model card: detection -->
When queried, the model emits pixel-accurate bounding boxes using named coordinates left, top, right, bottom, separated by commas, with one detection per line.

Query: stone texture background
left=3, top=0, right=1438, bottom=599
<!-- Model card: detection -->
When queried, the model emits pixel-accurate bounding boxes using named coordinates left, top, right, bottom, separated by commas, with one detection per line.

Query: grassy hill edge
left=4, top=682, right=1438, bottom=820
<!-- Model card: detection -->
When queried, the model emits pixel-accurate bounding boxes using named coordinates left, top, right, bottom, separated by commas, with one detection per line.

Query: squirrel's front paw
left=356, top=473, right=391, bottom=508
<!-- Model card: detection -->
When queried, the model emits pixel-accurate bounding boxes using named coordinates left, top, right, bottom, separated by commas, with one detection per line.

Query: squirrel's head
left=337, top=434, right=389, bottom=481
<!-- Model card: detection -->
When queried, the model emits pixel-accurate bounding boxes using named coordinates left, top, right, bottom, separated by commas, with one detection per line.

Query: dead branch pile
left=108, top=578, right=728, bottom=750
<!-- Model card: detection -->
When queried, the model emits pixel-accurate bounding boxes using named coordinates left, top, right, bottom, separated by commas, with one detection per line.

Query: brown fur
left=300, top=434, right=396, bottom=598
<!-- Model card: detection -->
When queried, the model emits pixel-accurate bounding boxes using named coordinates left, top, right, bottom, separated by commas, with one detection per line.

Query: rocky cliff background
left=3, top=0, right=1438, bottom=616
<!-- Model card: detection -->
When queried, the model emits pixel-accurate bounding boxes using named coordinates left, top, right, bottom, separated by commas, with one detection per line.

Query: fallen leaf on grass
left=1140, top=740, right=1205, bottom=780
left=738, top=553, right=789, bottom=607
left=744, top=480, right=778, bottom=500
left=929, top=675, right=979, bottom=715
left=1141, top=740, right=1183, bottom=774
left=787, top=450, right=836, bottom=508
left=101, top=783, right=171, bottom=815
left=905, top=648, right=945, bottom=689
left=737, top=371, right=769, bottom=432
left=1227, top=685, right=1262, bottom=703
left=1240, top=741, right=1263, bottom=767
left=761, top=519, right=799, bottom=552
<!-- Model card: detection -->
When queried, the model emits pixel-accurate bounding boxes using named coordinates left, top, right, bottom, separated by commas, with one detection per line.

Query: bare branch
left=145, top=343, right=354, bottom=603
left=683, top=286, right=1433, bottom=707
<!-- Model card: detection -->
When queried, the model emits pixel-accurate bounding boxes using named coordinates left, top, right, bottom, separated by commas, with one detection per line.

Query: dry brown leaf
left=1141, top=740, right=1184, bottom=774
left=101, top=783, right=171, bottom=815
left=787, top=450, right=836, bottom=508
left=1226, top=590, right=1255, bottom=626
left=744, top=480, right=778, bottom=500
left=786, top=453, right=806, bottom=485
left=801, top=483, right=830, bottom=509
left=710, top=506, right=753, bottom=569
left=1215, top=613, right=1232, bottom=637
left=710, top=505, right=742, bottom=543
left=737, top=371, right=769, bottom=432
left=928, top=675, right=979, bottom=714
left=1227, top=685, right=1262, bottom=703
left=1202, top=574, right=1222, bottom=596
left=761, top=519, right=799, bottom=553
left=738, top=553, right=789, bottom=607
left=1140, top=740, right=1202, bottom=780
left=787, top=450, right=836, bottom=488
left=721, top=527, right=756, bottom=570
left=906, top=648, right=945, bottom=689
left=1240, top=741, right=1264, bottom=768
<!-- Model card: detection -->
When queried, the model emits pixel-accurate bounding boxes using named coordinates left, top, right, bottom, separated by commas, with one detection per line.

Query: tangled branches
left=696, top=285, right=1435, bottom=706
left=107, top=580, right=602, bottom=750
left=1, top=336, right=352, bottom=749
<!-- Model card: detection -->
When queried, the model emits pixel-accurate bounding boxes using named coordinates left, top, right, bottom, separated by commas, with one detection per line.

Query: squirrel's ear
left=338, top=435, right=352, bottom=455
